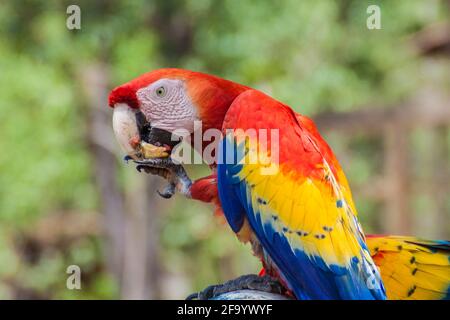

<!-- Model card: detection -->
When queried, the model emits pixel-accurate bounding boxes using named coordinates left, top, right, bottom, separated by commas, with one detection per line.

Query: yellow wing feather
left=237, top=139, right=365, bottom=269
left=368, top=236, right=450, bottom=300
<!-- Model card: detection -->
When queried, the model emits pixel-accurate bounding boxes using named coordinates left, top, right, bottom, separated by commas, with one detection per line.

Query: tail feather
left=367, top=235, right=450, bottom=300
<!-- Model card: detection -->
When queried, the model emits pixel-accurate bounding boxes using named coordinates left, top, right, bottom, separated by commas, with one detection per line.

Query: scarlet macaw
left=109, top=68, right=450, bottom=300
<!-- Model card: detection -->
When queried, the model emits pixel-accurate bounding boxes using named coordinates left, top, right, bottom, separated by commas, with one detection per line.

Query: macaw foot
left=132, top=157, right=192, bottom=199
left=186, top=274, right=285, bottom=300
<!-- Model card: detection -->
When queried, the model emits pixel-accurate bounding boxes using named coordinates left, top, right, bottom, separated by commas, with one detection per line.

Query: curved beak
left=112, top=103, right=140, bottom=160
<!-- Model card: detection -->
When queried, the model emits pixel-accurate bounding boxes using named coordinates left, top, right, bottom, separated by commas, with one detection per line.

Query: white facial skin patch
left=136, top=79, right=198, bottom=133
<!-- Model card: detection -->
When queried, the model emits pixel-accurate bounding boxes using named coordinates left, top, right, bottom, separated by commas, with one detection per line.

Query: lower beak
left=112, top=103, right=140, bottom=160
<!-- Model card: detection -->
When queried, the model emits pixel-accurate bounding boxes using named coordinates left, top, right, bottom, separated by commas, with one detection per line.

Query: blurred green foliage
left=0, top=0, right=448, bottom=298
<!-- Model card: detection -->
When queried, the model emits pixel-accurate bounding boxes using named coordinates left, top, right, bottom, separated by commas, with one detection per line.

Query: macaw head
left=109, top=68, right=248, bottom=158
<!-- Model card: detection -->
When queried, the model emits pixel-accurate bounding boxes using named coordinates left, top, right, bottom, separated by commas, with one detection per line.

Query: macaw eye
left=156, top=86, right=166, bottom=97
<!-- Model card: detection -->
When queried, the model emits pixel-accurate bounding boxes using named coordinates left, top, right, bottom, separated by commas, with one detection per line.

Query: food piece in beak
left=141, top=142, right=170, bottom=158
left=133, top=114, right=189, bottom=198
left=139, top=124, right=182, bottom=159
left=112, top=103, right=140, bottom=160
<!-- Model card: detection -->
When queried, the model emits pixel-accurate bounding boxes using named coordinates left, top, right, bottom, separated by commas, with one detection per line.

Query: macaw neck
left=188, top=76, right=249, bottom=132
left=187, top=76, right=249, bottom=157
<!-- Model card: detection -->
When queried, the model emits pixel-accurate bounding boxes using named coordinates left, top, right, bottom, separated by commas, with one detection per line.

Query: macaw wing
left=368, top=235, right=450, bottom=300
left=217, top=90, right=385, bottom=299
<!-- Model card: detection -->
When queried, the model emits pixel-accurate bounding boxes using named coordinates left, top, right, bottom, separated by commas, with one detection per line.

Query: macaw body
left=216, top=89, right=385, bottom=299
left=109, top=68, right=450, bottom=300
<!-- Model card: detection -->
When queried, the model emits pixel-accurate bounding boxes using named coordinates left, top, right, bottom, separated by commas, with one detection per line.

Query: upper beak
left=112, top=103, right=140, bottom=160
